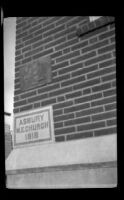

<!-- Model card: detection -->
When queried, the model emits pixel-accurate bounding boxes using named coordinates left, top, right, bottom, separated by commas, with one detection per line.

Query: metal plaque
left=20, top=56, right=52, bottom=91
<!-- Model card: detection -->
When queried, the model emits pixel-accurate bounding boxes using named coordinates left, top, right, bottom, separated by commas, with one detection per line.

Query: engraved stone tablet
left=13, top=106, right=54, bottom=147
left=20, top=56, right=52, bottom=91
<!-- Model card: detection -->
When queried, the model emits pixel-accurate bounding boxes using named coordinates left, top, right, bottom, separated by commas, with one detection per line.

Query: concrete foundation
left=6, top=162, right=117, bottom=188
left=6, top=134, right=117, bottom=188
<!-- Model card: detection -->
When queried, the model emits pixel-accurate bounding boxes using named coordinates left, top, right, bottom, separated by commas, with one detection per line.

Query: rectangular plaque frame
left=13, top=106, right=55, bottom=148
left=19, top=56, right=52, bottom=91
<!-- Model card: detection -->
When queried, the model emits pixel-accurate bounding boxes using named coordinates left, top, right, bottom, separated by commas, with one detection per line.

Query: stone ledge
left=6, top=134, right=117, bottom=172
left=6, top=163, right=117, bottom=188
left=6, top=161, right=117, bottom=175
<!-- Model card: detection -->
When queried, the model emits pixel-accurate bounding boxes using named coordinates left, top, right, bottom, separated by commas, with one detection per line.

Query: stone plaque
left=20, top=56, right=52, bottom=91
left=13, top=106, right=54, bottom=147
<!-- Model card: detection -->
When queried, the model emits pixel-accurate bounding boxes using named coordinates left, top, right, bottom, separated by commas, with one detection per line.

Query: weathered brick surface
left=14, top=16, right=116, bottom=142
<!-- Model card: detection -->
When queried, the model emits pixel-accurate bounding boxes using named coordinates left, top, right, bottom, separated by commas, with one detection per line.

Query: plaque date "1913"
left=25, top=132, right=38, bottom=141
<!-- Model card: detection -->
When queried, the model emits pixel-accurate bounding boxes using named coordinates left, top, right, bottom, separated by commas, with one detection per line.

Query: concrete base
left=6, top=134, right=117, bottom=188
left=6, top=162, right=117, bottom=188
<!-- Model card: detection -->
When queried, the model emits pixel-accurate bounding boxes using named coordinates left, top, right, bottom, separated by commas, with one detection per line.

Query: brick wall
left=14, top=16, right=116, bottom=142
left=5, top=124, right=13, bottom=159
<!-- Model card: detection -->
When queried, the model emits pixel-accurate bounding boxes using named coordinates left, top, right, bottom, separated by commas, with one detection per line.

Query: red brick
left=72, top=64, right=98, bottom=77
left=22, top=57, right=31, bottom=64
left=13, top=108, right=20, bottom=113
left=41, top=98, right=56, bottom=106
left=23, top=34, right=34, bottom=43
left=22, top=24, right=31, bottom=32
left=56, top=50, right=80, bottom=63
left=99, top=58, right=115, bottom=68
left=77, top=121, right=105, bottom=132
left=105, top=103, right=116, bottom=111
left=55, top=126, right=75, bottom=136
left=42, top=17, right=59, bottom=27
left=70, top=51, right=96, bottom=65
left=53, top=100, right=73, bottom=110
left=14, top=99, right=27, bottom=107
left=54, top=26, right=76, bottom=39
left=87, top=66, right=116, bottom=79
left=102, top=73, right=116, bottom=82
left=55, top=135, right=65, bottom=142
left=98, top=44, right=115, bottom=54
left=65, top=91, right=82, bottom=100
left=67, top=32, right=76, bottom=40
left=76, top=106, right=104, bottom=118
left=15, top=50, right=21, bottom=56
left=31, top=46, right=43, bottom=56
left=71, top=40, right=88, bottom=51
left=29, top=24, right=42, bottom=34
left=91, top=96, right=116, bottom=107
left=32, top=36, right=53, bottom=49
left=66, top=131, right=93, bottom=141
left=61, top=75, right=85, bottom=87
left=16, top=21, right=27, bottom=30
left=49, top=86, right=72, bottom=97
left=20, top=104, right=33, bottom=112
left=83, top=88, right=91, bottom=95
left=75, top=92, right=102, bottom=104
left=54, top=113, right=74, bottom=123
left=54, top=122, right=63, bottom=129
left=38, top=83, right=60, bottom=94
left=14, top=89, right=21, bottom=96
left=22, top=45, right=31, bottom=53
left=43, top=25, right=65, bottom=38
left=15, top=83, right=20, bottom=90
left=79, top=26, right=108, bottom=42
left=58, top=63, right=83, bottom=75
left=55, top=17, right=72, bottom=26
left=52, top=61, right=69, bottom=71
left=85, top=53, right=112, bottom=66
left=34, top=102, right=41, bottom=108
left=55, top=38, right=78, bottom=51
left=53, top=109, right=63, bottom=116
left=15, top=55, right=23, bottom=62
left=57, top=96, right=65, bottom=102
left=89, top=37, right=98, bottom=44
left=16, top=43, right=24, bottom=50
left=73, top=77, right=100, bottom=91
left=15, top=61, right=21, bottom=67
left=112, top=80, right=116, bottom=87
left=64, top=116, right=90, bottom=126
left=29, top=34, right=43, bottom=44
left=92, top=82, right=111, bottom=92
left=35, top=24, right=55, bottom=36
left=51, top=51, right=63, bottom=59
left=99, top=30, right=115, bottom=40
left=94, top=127, right=116, bottom=136
left=66, top=16, right=86, bottom=27
left=14, top=96, right=19, bottom=102
left=110, top=36, right=115, bottom=43
left=107, top=118, right=116, bottom=126
left=63, top=48, right=70, bottom=54
left=52, top=74, right=70, bottom=83
left=82, top=39, right=109, bottom=54
left=92, top=110, right=116, bottom=121
left=28, top=93, right=48, bottom=103
left=33, top=48, right=53, bottom=60
left=103, top=88, right=116, bottom=97
left=16, top=39, right=22, bottom=46
left=45, top=37, right=66, bottom=50
left=64, top=102, right=90, bottom=114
